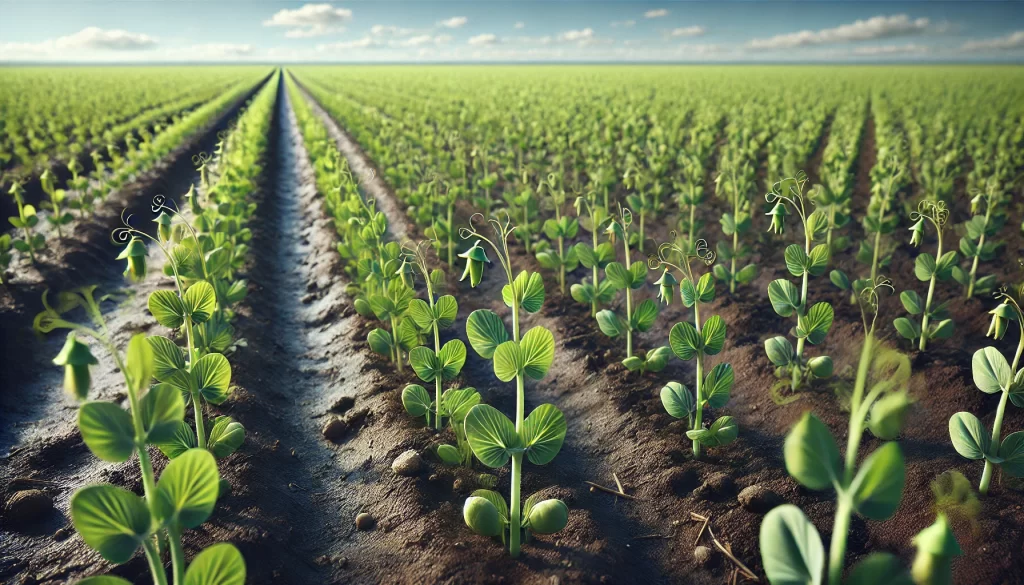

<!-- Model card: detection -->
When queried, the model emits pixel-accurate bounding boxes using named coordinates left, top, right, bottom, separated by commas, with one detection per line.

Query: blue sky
left=1, top=1, right=1022, bottom=62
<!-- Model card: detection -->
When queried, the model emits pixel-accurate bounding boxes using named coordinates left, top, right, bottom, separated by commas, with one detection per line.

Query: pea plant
left=764, top=173, right=834, bottom=393
left=596, top=206, right=659, bottom=365
left=534, top=173, right=579, bottom=295
left=34, top=290, right=245, bottom=585
left=894, top=200, right=957, bottom=351
left=760, top=278, right=936, bottom=585
left=713, top=150, right=758, bottom=293
left=859, top=155, right=905, bottom=284
left=652, top=238, right=737, bottom=458
left=457, top=214, right=568, bottom=557
left=39, top=168, right=73, bottom=239
left=948, top=286, right=1024, bottom=495
left=952, top=178, right=1005, bottom=298
left=8, top=181, right=45, bottom=263
left=570, top=190, right=616, bottom=317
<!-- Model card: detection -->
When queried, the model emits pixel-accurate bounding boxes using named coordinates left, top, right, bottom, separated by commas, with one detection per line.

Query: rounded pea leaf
left=759, top=504, right=825, bottom=585
left=703, top=363, right=735, bottom=409
left=464, top=495, right=504, bottom=537
left=183, top=281, right=217, bottom=324
left=669, top=320, right=701, bottom=360
left=466, top=309, right=509, bottom=359
left=948, top=412, right=989, bottom=460
left=156, top=420, right=197, bottom=460
left=765, top=336, right=795, bottom=367
left=148, top=335, right=188, bottom=388
left=900, top=290, right=923, bottom=315
left=830, top=269, right=851, bottom=291
left=71, top=485, right=150, bottom=564
left=367, top=328, right=393, bottom=355
left=140, top=383, right=186, bottom=444
left=125, top=334, right=154, bottom=393
left=402, top=384, right=432, bottom=417
left=149, top=290, right=187, bottom=329
left=768, top=279, right=801, bottom=317
left=630, top=299, right=659, bottom=333
left=520, top=327, right=555, bottom=380
left=845, top=553, right=912, bottom=585
left=784, top=413, right=841, bottom=491
left=492, top=341, right=523, bottom=382
left=409, top=346, right=440, bottom=382
left=605, top=262, right=632, bottom=289
left=503, top=271, right=545, bottom=313
left=78, top=402, right=136, bottom=463
left=437, top=444, right=462, bottom=465
left=688, top=415, right=738, bottom=447
left=439, top=339, right=467, bottom=380
left=798, top=303, right=834, bottom=345
left=998, top=432, right=1024, bottom=477
left=850, top=442, right=905, bottom=520
left=407, top=299, right=434, bottom=331
left=470, top=489, right=509, bottom=524
left=206, top=416, right=245, bottom=459
left=526, top=499, right=569, bottom=534
left=972, top=347, right=1012, bottom=394
left=660, top=381, right=694, bottom=419
left=440, top=387, right=481, bottom=421
left=521, top=404, right=567, bottom=465
left=807, top=244, right=830, bottom=276
left=155, top=448, right=219, bottom=529
left=784, top=245, right=809, bottom=277
left=183, top=543, right=246, bottom=585
left=627, top=261, right=648, bottom=290
left=596, top=309, right=627, bottom=337
left=191, top=353, right=232, bottom=404
left=893, top=318, right=921, bottom=341
left=464, top=404, right=521, bottom=468
left=701, top=315, right=726, bottom=355
left=434, top=295, right=459, bottom=329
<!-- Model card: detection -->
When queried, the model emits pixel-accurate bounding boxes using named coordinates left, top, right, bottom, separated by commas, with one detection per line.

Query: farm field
left=1, top=64, right=1023, bottom=585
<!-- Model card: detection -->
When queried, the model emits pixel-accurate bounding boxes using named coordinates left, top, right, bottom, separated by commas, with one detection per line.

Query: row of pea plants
left=1, top=73, right=270, bottom=282
left=29, top=71, right=281, bottom=585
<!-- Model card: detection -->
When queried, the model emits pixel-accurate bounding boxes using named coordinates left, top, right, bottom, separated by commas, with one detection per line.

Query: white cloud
left=514, top=22, right=525, bottom=30
left=0, top=26, right=157, bottom=58
left=438, top=16, right=468, bottom=29
left=317, top=36, right=379, bottom=51
left=749, top=14, right=930, bottom=49
left=962, top=30, right=1024, bottom=51
left=670, top=26, right=705, bottom=37
left=264, top=3, right=352, bottom=37
left=468, top=33, right=498, bottom=46
left=645, top=9, right=669, bottom=19
left=558, top=28, right=594, bottom=43
left=611, top=20, right=636, bottom=28
left=851, top=43, right=928, bottom=56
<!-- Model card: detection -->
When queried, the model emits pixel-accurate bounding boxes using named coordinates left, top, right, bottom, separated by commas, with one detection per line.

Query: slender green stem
left=142, top=539, right=169, bottom=585
left=167, top=524, right=186, bottom=585
left=693, top=302, right=704, bottom=459
left=827, top=497, right=854, bottom=585
left=919, top=233, right=942, bottom=352
left=509, top=452, right=523, bottom=558
left=447, top=204, right=454, bottom=267
left=980, top=329, right=1024, bottom=494
left=793, top=230, right=812, bottom=391
left=623, top=234, right=633, bottom=359
left=966, top=202, right=992, bottom=299
left=730, top=190, right=739, bottom=294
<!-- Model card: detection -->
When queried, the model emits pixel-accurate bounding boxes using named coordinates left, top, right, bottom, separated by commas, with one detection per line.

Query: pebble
left=392, top=450, right=424, bottom=476
left=3, top=489, right=53, bottom=528
left=53, top=528, right=69, bottom=542
left=321, top=418, right=348, bottom=443
left=453, top=478, right=464, bottom=492
left=355, top=512, right=374, bottom=530
left=694, top=545, right=713, bottom=566
left=738, top=484, right=783, bottom=513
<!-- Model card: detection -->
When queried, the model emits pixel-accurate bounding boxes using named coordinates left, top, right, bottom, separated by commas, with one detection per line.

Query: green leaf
left=784, top=245, right=809, bottom=277
left=669, top=320, right=701, bottom=360
left=148, top=336, right=187, bottom=387
left=206, top=416, right=244, bottom=459
left=149, top=290, right=186, bottom=329
left=972, top=347, right=1012, bottom=394
left=464, top=404, right=521, bottom=468
left=503, top=271, right=545, bottom=313
left=630, top=299, right=659, bottom=332
left=850, top=442, right=905, bottom=520
left=140, top=384, right=185, bottom=444
left=680, top=279, right=698, bottom=307
left=183, top=281, right=217, bottom=324
left=695, top=272, right=717, bottom=301
left=156, top=420, right=197, bottom=459
left=622, top=356, right=644, bottom=372
left=627, top=260, right=648, bottom=290
left=830, top=269, right=851, bottom=291
left=914, top=253, right=936, bottom=282
left=845, top=553, right=912, bottom=585
left=759, top=504, right=824, bottom=585
left=784, top=413, right=841, bottom=491
left=525, top=498, right=569, bottom=534
left=437, top=444, right=462, bottom=465
left=439, top=387, right=481, bottom=421
left=596, top=309, right=627, bottom=337
left=735, top=264, right=758, bottom=284
left=470, top=489, right=509, bottom=524
left=520, top=327, right=555, bottom=380
left=521, top=404, right=567, bottom=465
left=438, top=339, right=467, bottom=380
left=191, top=353, right=232, bottom=404
left=661, top=381, right=694, bottom=419
left=155, top=448, right=219, bottom=529
left=605, top=262, right=632, bottom=289
left=703, top=363, right=734, bottom=408
left=78, top=577, right=134, bottom=585
left=78, top=402, right=135, bottom=462
left=768, top=279, right=801, bottom=317
left=701, top=315, right=726, bottom=355
left=998, top=432, right=1024, bottom=477
left=367, top=328, right=393, bottom=355
left=893, top=318, right=920, bottom=341
left=125, top=334, right=154, bottom=393
left=929, top=319, right=954, bottom=340
left=688, top=415, right=738, bottom=447
left=394, top=318, right=420, bottom=352
left=407, top=298, right=434, bottom=331
left=900, top=291, right=923, bottom=315
left=799, top=302, right=834, bottom=345
left=765, top=336, right=794, bottom=367
left=807, top=244, right=830, bottom=276
left=183, top=543, right=246, bottom=585
left=402, top=384, right=431, bottom=418
left=492, top=341, right=523, bottom=382
left=434, top=295, right=458, bottom=328
left=409, top=346, right=440, bottom=382
left=71, top=485, right=150, bottom=564
left=948, top=412, right=989, bottom=460
left=465, top=309, right=508, bottom=359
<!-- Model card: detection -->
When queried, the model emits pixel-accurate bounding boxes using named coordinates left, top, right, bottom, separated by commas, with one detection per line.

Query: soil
left=2, top=73, right=1023, bottom=585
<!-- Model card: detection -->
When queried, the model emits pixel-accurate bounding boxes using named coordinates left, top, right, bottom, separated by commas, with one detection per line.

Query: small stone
left=392, top=450, right=423, bottom=476
left=331, top=396, right=356, bottom=413
left=428, top=474, right=439, bottom=482
left=694, top=545, right=713, bottom=566
left=53, top=528, right=69, bottom=541
left=321, top=418, right=348, bottom=443
left=453, top=478, right=464, bottom=492
left=738, top=484, right=782, bottom=513
left=4, top=489, right=53, bottom=528
left=355, top=512, right=374, bottom=530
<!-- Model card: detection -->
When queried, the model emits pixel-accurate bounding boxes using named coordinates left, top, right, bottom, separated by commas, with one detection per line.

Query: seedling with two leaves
left=534, top=173, right=579, bottom=295
left=570, top=190, right=616, bottom=317
left=893, top=200, right=957, bottom=350
left=7, top=181, right=45, bottom=263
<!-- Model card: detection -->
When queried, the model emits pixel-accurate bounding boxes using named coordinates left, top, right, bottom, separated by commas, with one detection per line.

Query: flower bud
left=463, top=496, right=502, bottom=537
left=154, top=212, right=173, bottom=242
left=909, top=218, right=926, bottom=247
left=526, top=499, right=569, bottom=534
left=457, top=240, right=490, bottom=288
left=40, top=169, right=55, bottom=196
left=116, top=236, right=148, bottom=282
left=766, top=202, right=788, bottom=234
left=185, top=184, right=202, bottom=215
left=987, top=303, right=1016, bottom=340
left=911, top=514, right=961, bottom=585
left=654, top=269, right=677, bottom=305
left=52, top=333, right=98, bottom=400
left=8, top=181, right=25, bottom=205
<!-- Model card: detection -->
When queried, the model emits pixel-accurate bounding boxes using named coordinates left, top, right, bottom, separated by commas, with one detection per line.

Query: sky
left=1, top=1, right=1023, bottom=63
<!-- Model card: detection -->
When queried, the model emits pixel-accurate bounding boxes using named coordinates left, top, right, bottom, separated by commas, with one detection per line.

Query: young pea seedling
left=571, top=190, right=616, bottom=317
left=894, top=200, right=957, bottom=351
left=760, top=278, right=920, bottom=585
left=534, top=173, right=580, bottom=295
left=953, top=178, right=1006, bottom=299
left=949, top=286, right=1024, bottom=495
left=652, top=238, right=737, bottom=458
left=713, top=150, right=758, bottom=293
left=458, top=213, right=568, bottom=558
left=8, top=181, right=45, bottom=263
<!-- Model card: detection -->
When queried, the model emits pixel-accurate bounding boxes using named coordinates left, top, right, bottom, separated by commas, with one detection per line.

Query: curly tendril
left=191, top=152, right=212, bottom=168
left=911, top=199, right=949, bottom=227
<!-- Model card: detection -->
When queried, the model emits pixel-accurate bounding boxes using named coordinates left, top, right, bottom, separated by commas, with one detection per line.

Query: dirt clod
left=53, top=528, right=69, bottom=541
left=694, top=472, right=735, bottom=500
left=355, top=512, right=375, bottom=531
left=3, top=489, right=53, bottom=528
left=392, top=450, right=424, bottom=476
left=738, top=484, right=782, bottom=513
left=330, top=396, right=355, bottom=413
left=694, top=545, right=713, bottom=566
left=321, top=418, right=348, bottom=443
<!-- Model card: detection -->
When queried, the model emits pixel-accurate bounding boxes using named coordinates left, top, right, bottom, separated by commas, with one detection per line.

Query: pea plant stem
left=792, top=229, right=811, bottom=391
left=426, top=276, right=443, bottom=431
left=965, top=201, right=992, bottom=299
left=730, top=176, right=740, bottom=294
left=167, top=524, right=186, bottom=585
left=141, top=539, right=170, bottom=585
left=919, top=231, right=943, bottom=351
left=623, top=232, right=633, bottom=359
left=870, top=180, right=894, bottom=283
left=693, top=301, right=704, bottom=459
left=184, top=315, right=207, bottom=449
left=509, top=452, right=523, bottom=558
left=979, top=323, right=1024, bottom=494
